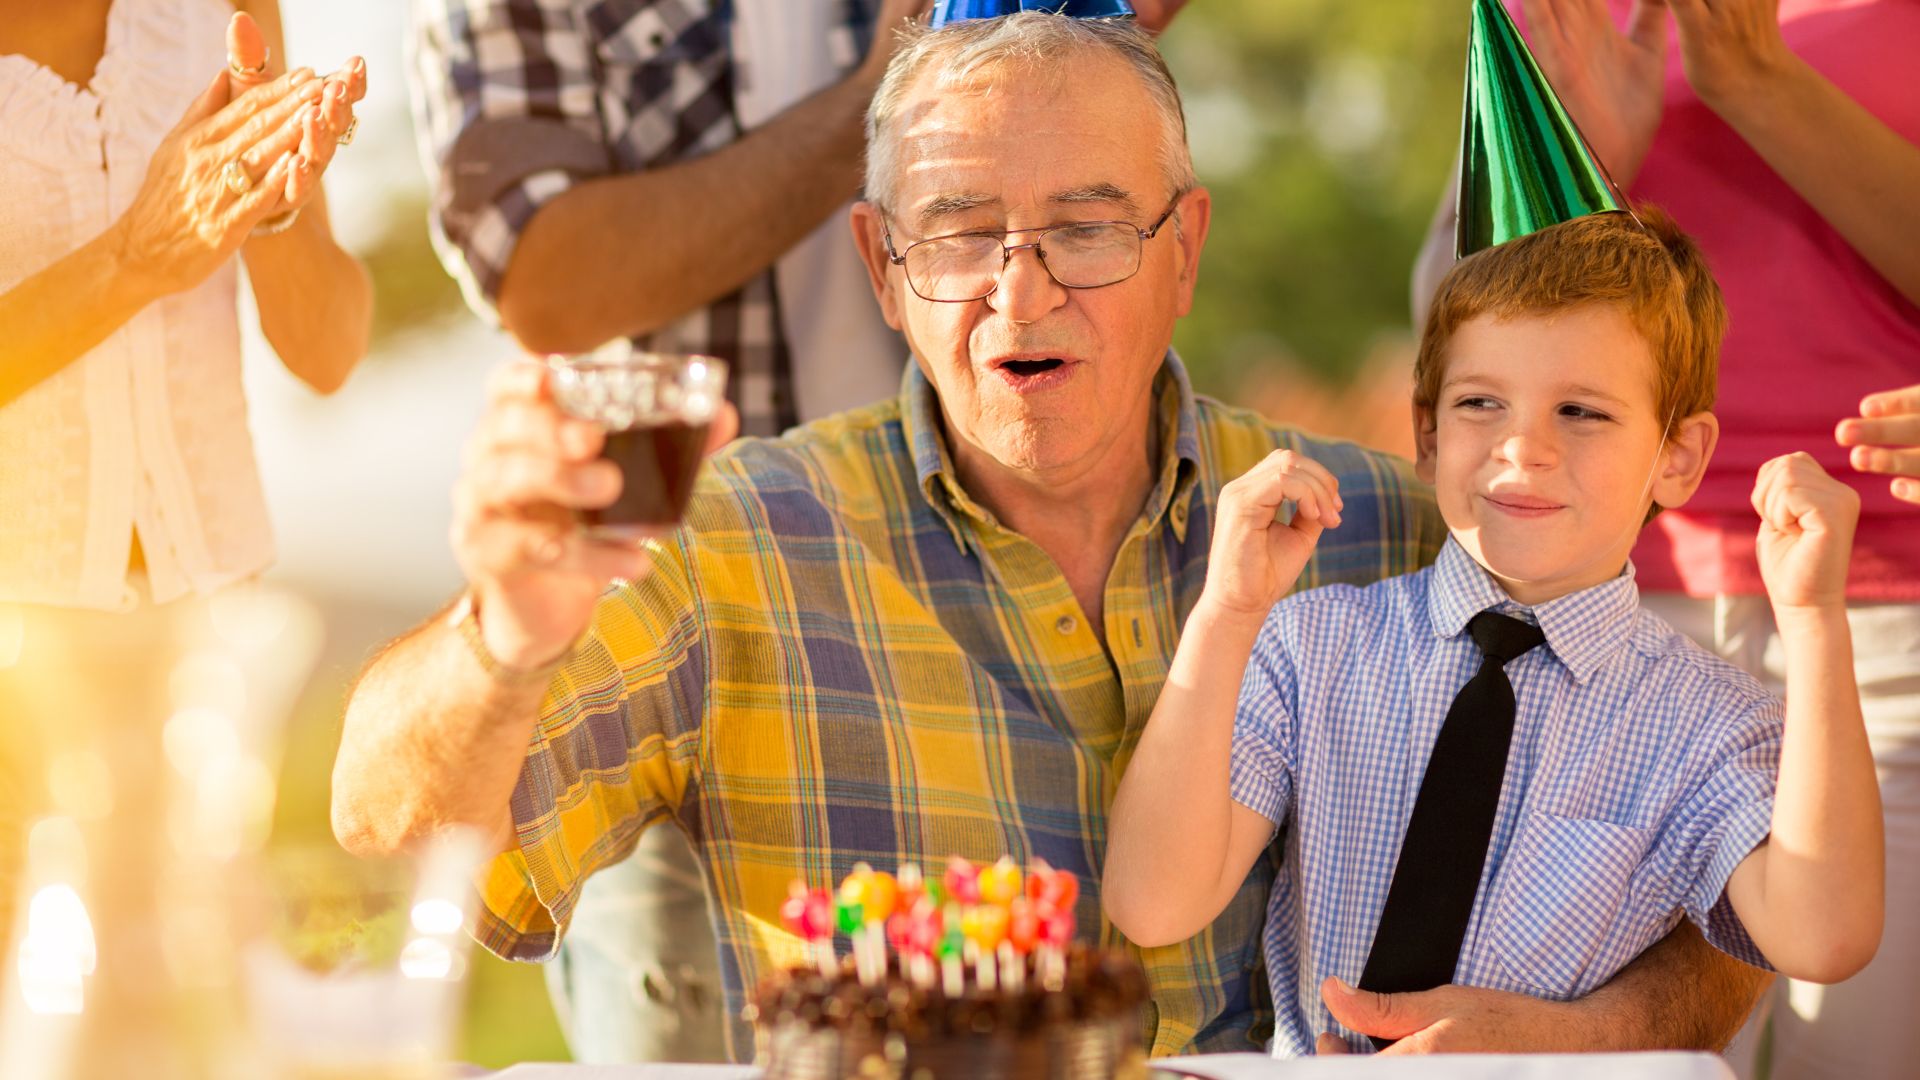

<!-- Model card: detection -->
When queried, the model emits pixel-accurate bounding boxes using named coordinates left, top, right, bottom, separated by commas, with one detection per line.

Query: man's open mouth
left=1000, top=358, right=1066, bottom=377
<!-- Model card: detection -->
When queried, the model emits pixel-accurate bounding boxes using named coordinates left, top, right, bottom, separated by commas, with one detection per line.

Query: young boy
left=1103, top=208, right=1884, bottom=1055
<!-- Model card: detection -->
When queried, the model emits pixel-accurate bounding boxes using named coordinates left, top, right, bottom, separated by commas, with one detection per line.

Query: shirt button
left=1055, top=615, right=1078, bottom=636
left=1172, top=502, right=1188, bottom=525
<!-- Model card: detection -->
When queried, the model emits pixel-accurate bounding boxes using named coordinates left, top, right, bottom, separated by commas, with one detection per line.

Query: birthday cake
left=746, top=858, right=1151, bottom=1080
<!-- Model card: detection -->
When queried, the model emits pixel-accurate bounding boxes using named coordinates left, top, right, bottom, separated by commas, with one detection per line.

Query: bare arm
left=236, top=0, right=370, bottom=395
left=245, top=193, right=371, bottom=393
left=1103, top=601, right=1284, bottom=946
left=1668, top=0, right=1920, bottom=307
left=0, top=230, right=167, bottom=409
left=1103, top=451, right=1342, bottom=947
left=501, top=74, right=874, bottom=354
left=1565, top=919, right=1771, bottom=1053
left=494, top=0, right=929, bottom=355
left=1705, top=56, right=1920, bottom=306
left=1724, top=454, right=1881, bottom=983
left=330, top=362, right=738, bottom=856
left=1321, top=919, right=1770, bottom=1054
left=332, top=599, right=551, bottom=856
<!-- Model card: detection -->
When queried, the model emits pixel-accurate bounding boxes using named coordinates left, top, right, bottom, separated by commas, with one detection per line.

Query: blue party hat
left=929, top=0, right=1136, bottom=31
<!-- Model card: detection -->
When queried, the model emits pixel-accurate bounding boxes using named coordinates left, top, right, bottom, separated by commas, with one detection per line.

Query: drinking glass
left=547, top=342, right=729, bottom=537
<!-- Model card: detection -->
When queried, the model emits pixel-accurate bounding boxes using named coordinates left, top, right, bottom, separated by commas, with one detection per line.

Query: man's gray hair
left=863, top=12, right=1198, bottom=215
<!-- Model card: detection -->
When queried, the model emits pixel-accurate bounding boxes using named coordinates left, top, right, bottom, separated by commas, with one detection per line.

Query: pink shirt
left=1508, top=0, right=1920, bottom=599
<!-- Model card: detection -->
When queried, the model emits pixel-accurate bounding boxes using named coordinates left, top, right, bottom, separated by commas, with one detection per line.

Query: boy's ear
left=1411, top=401, right=1439, bottom=485
left=1652, top=411, right=1719, bottom=512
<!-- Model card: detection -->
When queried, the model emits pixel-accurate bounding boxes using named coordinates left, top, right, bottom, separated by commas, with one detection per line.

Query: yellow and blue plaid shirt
left=476, top=354, right=1444, bottom=1058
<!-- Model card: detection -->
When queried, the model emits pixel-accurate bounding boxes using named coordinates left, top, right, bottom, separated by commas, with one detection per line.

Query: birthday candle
left=938, top=913, right=966, bottom=998
left=1038, top=905, right=1075, bottom=991
left=896, top=862, right=926, bottom=912
left=997, top=939, right=1022, bottom=992
left=908, top=901, right=943, bottom=990
left=886, top=908, right=915, bottom=957
left=833, top=875, right=870, bottom=985
left=1008, top=897, right=1040, bottom=953
left=851, top=866, right=900, bottom=983
left=780, top=882, right=837, bottom=977
left=785, top=859, right=1082, bottom=998
left=962, top=903, right=1010, bottom=992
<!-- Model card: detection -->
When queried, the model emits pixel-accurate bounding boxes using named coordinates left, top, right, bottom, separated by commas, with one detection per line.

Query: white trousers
left=1640, top=593, right=1920, bottom=1080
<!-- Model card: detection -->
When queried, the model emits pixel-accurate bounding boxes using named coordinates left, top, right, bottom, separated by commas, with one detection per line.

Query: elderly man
left=335, top=12, right=1766, bottom=1059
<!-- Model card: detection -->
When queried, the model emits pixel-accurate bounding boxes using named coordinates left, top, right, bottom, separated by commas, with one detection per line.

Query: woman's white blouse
left=0, top=0, right=272, bottom=611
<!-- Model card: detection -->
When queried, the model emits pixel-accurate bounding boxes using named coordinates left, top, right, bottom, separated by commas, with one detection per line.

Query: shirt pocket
left=1486, top=811, right=1654, bottom=999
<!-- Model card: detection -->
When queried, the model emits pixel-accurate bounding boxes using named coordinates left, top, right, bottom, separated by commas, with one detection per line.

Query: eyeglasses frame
left=882, top=195, right=1187, bottom=303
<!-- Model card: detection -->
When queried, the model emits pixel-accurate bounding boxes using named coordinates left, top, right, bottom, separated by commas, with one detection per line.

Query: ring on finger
left=227, top=48, right=272, bottom=80
left=336, top=116, right=358, bottom=147
left=222, top=159, right=254, bottom=195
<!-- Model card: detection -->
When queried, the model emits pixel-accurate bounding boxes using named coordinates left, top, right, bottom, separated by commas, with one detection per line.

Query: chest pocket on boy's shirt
left=1487, top=811, right=1656, bottom=999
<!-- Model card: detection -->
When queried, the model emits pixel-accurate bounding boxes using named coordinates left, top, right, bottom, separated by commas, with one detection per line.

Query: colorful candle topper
left=943, top=856, right=981, bottom=905
left=978, top=857, right=1023, bottom=906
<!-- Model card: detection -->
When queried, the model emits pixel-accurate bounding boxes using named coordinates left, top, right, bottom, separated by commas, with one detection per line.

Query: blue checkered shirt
left=1230, top=538, right=1783, bottom=1056
left=408, top=0, right=880, bottom=437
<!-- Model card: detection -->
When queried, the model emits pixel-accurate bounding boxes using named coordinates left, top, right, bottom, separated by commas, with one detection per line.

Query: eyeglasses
left=884, top=197, right=1184, bottom=303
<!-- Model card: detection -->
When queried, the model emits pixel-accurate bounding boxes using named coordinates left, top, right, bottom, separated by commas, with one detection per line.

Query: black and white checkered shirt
left=409, top=0, right=880, bottom=437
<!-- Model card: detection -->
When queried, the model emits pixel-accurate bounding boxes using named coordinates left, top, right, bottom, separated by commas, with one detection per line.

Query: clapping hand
left=1752, top=451, right=1860, bottom=614
left=1520, top=0, right=1809, bottom=184
left=1837, top=384, right=1920, bottom=507
left=223, top=12, right=366, bottom=219
left=1199, top=450, right=1343, bottom=624
left=1519, top=0, right=1670, bottom=184
left=1663, top=0, right=1796, bottom=112
left=113, top=68, right=330, bottom=297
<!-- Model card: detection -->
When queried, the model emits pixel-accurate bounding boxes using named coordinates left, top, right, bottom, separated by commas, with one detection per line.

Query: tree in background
left=1164, top=0, right=1464, bottom=449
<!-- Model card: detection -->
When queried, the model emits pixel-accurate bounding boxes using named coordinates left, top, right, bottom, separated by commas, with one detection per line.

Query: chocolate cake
left=746, top=946, right=1150, bottom=1080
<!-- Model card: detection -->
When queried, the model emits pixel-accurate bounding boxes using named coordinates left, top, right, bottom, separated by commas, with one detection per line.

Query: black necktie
left=1355, top=611, right=1547, bottom=1044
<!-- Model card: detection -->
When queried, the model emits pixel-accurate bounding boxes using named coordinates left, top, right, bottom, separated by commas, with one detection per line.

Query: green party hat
left=1455, top=0, right=1635, bottom=258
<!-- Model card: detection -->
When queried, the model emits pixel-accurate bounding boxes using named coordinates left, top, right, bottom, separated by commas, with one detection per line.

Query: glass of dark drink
left=546, top=344, right=729, bottom=538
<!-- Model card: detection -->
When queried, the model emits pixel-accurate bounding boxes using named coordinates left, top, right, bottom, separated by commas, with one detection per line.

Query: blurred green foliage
left=1162, top=0, right=1466, bottom=397
left=361, top=193, right=469, bottom=349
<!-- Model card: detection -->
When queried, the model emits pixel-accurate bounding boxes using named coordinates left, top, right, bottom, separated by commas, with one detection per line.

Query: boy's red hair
left=1415, top=205, right=1727, bottom=435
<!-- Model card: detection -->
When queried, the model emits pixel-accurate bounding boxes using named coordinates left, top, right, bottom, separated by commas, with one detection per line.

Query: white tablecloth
left=488, top=1052, right=1734, bottom=1079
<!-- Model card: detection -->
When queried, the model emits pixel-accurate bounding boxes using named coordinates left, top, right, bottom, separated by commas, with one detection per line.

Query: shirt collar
left=901, top=350, right=1204, bottom=552
left=1426, top=536, right=1641, bottom=685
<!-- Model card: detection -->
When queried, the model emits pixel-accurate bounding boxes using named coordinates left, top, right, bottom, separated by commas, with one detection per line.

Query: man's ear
left=1412, top=400, right=1438, bottom=485
left=850, top=201, right=905, bottom=331
left=1653, top=410, right=1719, bottom=512
left=1171, top=186, right=1212, bottom=318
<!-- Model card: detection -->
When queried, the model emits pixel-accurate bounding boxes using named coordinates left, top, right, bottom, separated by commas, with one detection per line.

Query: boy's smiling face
left=1415, top=303, right=1718, bottom=605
